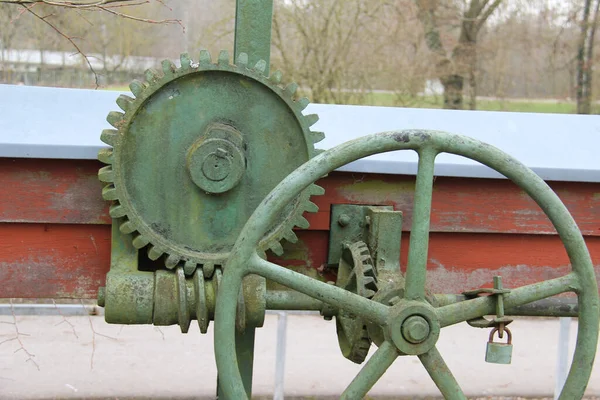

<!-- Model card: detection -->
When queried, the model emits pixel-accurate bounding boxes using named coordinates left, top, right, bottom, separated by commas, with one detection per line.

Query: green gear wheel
left=335, top=241, right=378, bottom=364
left=98, top=50, right=324, bottom=275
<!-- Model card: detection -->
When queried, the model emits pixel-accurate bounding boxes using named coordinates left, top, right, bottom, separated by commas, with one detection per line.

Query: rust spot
left=392, top=132, right=410, bottom=143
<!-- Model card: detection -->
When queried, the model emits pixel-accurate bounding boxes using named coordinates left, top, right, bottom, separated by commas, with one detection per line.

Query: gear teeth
left=364, top=289, right=376, bottom=298
left=218, top=50, right=229, bottom=66
left=144, top=68, right=162, bottom=83
left=304, top=114, right=319, bottom=127
left=294, top=216, right=310, bottom=230
left=129, top=79, right=147, bottom=97
left=132, top=234, right=150, bottom=249
left=236, top=52, right=249, bottom=68
left=311, top=131, right=325, bottom=144
left=253, top=59, right=267, bottom=74
left=184, top=260, right=197, bottom=276
left=109, top=203, right=127, bottom=218
left=284, top=83, right=298, bottom=97
left=165, top=254, right=181, bottom=269
left=162, top=59, right=177, bottom=76
left=203, top=263, right=215, bottom=278
left=119, top=220, right=136, bottom=234
left=363, top=276, right=377, bottom=289
left=270, top=70, right=282, bottom=84
left=98, top=148, right=114, bottom=164
left=98, top=166, right=115, bottom=183
left=305, top=201, right=319, bottom=213
left=116, top=95, right=135, bottom=112
left=268, top=241, right=284, bottom=256
left=98, top=48, right=325, bottom=272
left=309, top=184, right=325, bottom=196
left=389, top=296, right=401, bottom=306
left=106, top=112, right=126, bottom=130
left=283, top=230, right=299, bottom=244
left=101, top=185, right=118, bottom=201
left=147, top=245, right=164, bottom=261
left=297, top=97, right=310, bottom=111
left=199, top=50, right=211, bottom=66
left=180, top=53, right=192, bottom=70
left=100, top=129, right=119, bottom=146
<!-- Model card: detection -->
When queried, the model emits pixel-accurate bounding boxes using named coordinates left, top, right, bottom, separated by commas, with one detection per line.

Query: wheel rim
left=215, top=130, right=599, bottom=399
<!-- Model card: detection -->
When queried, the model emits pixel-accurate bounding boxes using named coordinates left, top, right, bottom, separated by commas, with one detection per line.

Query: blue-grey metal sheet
left=1, top=84, right=599, bottom=182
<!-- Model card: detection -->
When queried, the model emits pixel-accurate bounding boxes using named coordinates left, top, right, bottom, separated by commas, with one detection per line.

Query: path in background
left=0, top=314, right=598, bottom=399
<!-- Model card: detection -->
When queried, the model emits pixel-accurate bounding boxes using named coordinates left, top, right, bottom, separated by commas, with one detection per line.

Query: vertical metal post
left=554, top=317, right=572, bottom=399
left=274, top=312, right=288, bottom=400
left=215, top=2, right=274, bottom=398
left=233, top=0, right=274, bottom=73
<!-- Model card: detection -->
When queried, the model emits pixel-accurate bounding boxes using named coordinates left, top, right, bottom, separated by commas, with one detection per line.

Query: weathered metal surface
left=335, top=241, right=376, bottom=363
left=4, top=158, right=600, bottom=237
left=234, top=0, right=273, bottom=73
left=97, top=50, right=323, bottom=274
left=327, top=204, right=393, bottom=265
left=485, top=327, right=513, bottom=364
left=215, top=130, right=599, bottom=400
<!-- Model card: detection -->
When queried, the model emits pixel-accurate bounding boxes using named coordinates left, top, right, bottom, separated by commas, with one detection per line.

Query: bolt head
left=338, top=213, right=351, bottom=227
left=402, top=315, right=430, bottom=344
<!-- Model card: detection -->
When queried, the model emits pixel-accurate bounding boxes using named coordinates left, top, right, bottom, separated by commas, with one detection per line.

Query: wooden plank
left=2, top=223, right=597, bottom=299
left=0, top=158, right=109, bottom=225
left=0, top=224, right=110, bottom=299
left=307, top=172, right=600, bottom=236
left=1, top=159, right=599, bottom=236
left=276, top=231, right=600, bottom=295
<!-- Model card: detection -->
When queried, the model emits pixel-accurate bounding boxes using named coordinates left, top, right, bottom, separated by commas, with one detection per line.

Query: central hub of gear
left=387, top=301, right=440, bottom=355
left=187, top=124, right=245, bottom=194
left=402, top=315, right=430, bottom=344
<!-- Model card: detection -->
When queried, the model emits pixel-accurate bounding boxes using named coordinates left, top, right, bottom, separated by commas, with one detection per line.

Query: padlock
left=485, top=326, right=513, bottom=364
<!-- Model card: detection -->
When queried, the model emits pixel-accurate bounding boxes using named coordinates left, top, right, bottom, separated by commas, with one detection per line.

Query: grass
left=102, top=85, right=587, bottom=114
left=357, top=92, right=581, bottom=114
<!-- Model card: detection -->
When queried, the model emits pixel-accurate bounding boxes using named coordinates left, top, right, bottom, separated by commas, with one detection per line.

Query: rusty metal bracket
left=327, top=204, right=402, bottom=269
left=464, top=276, right=513, bottom=329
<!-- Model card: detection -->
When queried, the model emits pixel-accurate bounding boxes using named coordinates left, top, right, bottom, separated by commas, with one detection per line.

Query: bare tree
left=414, top=0, right=503, bottom=109
left=0, top=0, right=182, bottom=87
left=576, top=0, right=600, bottom=113
left=272, top=0, right=388, bottom=104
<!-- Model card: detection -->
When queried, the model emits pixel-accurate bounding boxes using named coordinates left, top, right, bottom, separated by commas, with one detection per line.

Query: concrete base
left=0, top=314, right=598, bottom=399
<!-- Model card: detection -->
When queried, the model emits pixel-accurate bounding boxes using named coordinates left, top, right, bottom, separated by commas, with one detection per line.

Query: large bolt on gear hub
left=98, top=50, right=325, bottom=275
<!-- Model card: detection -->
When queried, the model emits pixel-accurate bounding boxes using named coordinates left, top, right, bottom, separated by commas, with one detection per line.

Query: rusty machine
left=95, top=1, right=599, bottom=399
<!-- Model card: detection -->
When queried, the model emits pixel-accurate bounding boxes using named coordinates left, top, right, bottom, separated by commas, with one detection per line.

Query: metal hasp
left=214, top=130, right=599, bottom=399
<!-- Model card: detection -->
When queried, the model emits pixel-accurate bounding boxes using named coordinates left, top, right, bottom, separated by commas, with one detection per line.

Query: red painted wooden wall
left=0, top=157, right=598, bottom=299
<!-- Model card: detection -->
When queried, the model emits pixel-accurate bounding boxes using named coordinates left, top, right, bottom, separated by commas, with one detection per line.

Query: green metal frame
left=214, top=130, right=599, bottom=399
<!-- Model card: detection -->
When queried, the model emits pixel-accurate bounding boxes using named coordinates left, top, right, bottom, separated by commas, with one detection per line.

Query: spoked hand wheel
left=214, top=130, right=599, bottom=399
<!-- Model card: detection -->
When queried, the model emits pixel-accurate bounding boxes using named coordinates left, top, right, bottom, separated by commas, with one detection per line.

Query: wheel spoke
left=250, top=254, right=389, bottom=326
left=341, top=341, right=398, bottom=400
left=214, top=267, right=249, bottom=400
left=405, top=148, right=438, bottom=301
left=419, top=346, right=467, bottom=399
left=436, top=273, right=578, bottom=327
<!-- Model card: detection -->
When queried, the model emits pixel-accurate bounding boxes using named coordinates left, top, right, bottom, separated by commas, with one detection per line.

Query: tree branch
left=21, top=3, right=102, bottom=88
